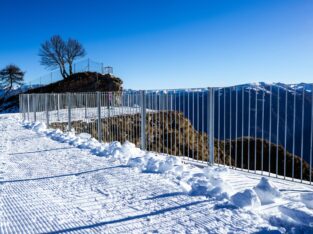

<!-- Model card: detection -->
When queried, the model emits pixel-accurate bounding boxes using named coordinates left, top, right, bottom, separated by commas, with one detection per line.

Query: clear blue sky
left=0, top=0, right=312, bottom=89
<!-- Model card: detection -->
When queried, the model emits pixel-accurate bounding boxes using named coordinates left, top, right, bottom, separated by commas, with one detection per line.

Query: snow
left=254, top=177, right=281, bottom=205
left=140, top=82, right=313, bottom=95
left=230, top=189, right=261, bottom=209
left=31, top=106, right=150, bottom=124
left=0, top=84, right=40, bottom=99
left=301, top=193, right=313, bottom=209
left=1, top=113, right=313, bottom=233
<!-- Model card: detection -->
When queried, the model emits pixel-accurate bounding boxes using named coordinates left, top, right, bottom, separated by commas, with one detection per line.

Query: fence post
left=67, top=93, right=72, bottom=132
left=57, top=94, right=60, bottom=121
left=19, top=95, right=21, bottom=119
left=97, top=92, right=102, bottom=142
left=107, top=93, right=111, bottom=118
left=45, top=93, right=49, bottom=127
left=27, top=94, right=30, bottom=121
left=208, top=88, right=215, bottom=165
left=140, top=90, right=146, bottom=150
left=33, top=94, right=37, bottom=122
left=84, top=93, right=87, bottom=119
left=19, top=95, right=23, bottom=121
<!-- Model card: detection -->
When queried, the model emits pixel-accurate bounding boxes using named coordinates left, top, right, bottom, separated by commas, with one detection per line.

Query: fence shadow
left=0, top=166, right=122, bottom=184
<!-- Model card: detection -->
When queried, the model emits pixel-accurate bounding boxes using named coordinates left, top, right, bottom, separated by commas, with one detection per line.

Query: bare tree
left=0, top=64, right=25, bottom=92
left=65, top=38, right=86, bottom=76
left=39, top=35, right=85, bottom=79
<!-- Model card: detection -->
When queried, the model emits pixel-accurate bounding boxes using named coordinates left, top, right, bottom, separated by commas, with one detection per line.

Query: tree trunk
left=59, top=65, right=68, bottom=79
left=69, top=62, right=73, bottom=76
left=9, top=74, right=13, bottom=91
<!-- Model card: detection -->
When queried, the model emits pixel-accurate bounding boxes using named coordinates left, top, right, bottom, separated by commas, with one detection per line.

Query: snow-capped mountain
left=0, top=84, right=41, bottom=99
left=0, top=84, right=42, bottom=113
left=129, top=82, right=313, bottom=94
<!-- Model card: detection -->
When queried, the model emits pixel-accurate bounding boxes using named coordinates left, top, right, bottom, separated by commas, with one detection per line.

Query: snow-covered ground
left=1, top=113, right=313, bottom=233
left=27, top=106, right=144, bottom=123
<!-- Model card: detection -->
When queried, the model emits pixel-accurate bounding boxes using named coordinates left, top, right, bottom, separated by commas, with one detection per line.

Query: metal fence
left=20, top=84, right=313, bottom=184
left=25, top=59, right=109, bottom=88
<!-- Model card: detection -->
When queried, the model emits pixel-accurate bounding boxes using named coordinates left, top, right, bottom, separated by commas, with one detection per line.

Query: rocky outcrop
left=26, top=72, right=123, bottom=93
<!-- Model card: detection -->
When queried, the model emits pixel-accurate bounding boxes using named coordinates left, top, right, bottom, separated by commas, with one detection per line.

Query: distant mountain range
left=0, top=84, right=42, bottom=113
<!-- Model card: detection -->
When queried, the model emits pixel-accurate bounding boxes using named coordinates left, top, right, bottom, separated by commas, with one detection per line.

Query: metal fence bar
left=235, top=87, right=238, bottom=169
left=284, top=88, right=288, bottom=179
left=301, top=87, right=305, bottom=182
left=208, top=88, right=214, bottom=165
left=241, top=88, right=244, bottom=170
left=254, top=90, right=257, bottom=173
left=248, top=88, right=251, bottom=172
left=27, top=94, right=30, bottom=121
left=217, top=88, right=220, bottom=165
left=33, top=94, right=37, bottom=122
left=45, top=93, right=49, bottom=127
left=310, top=84, right=313, bottom=184
left=224, top=88, right=226, bottom=167
left=140, top=90, right=146, bottom=150
left=97, top=92, right=102, bottom=142
left=230, top=87, right=232, bottom=167
left=261, top=91, right=265, bottom=175
left=292, top=90, right=296, bottom=181
left=269, top=85, right=272, bottom=176
left=68, top=93, right=72, bottom=132
left=276, top=86, right=280, bottom=178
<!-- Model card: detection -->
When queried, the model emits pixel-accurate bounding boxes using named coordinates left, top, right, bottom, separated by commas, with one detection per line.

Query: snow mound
left=128, top=153, right=232, bottom=199
left=31, top=122, right=47, bottom=132
left=279, top=205, right=313, bottom=227
left=186, top=168, right=233, bottom=199
left=231, top=189, right=261, bottom=209
left=301, top=193, right=313, bottom=209
left=77, top=133, right=92, bottom=139
left=23, top=121, right=233, bottom=200
left=254, top=177, right=281, bottom=205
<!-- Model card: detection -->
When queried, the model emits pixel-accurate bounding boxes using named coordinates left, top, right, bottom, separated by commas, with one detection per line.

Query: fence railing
left=20, top=84, right=313, bottom=184
left=25, top=59, right=109, bottom=88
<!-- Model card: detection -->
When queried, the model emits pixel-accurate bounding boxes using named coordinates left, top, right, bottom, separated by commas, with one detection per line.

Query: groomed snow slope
left=1, top=114, right=313, bottom=233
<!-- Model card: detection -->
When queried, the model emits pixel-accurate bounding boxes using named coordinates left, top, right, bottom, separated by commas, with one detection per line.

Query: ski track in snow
left=0, top=114, right=313, bottom=233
